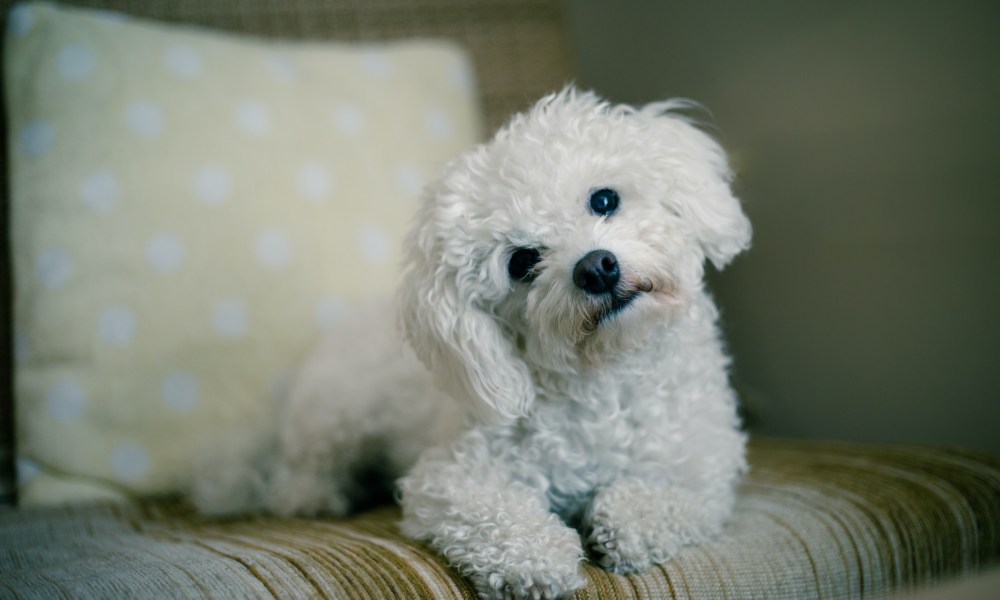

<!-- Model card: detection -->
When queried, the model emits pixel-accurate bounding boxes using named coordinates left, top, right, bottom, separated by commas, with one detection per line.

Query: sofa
left=1, top=1, right=998, bottom=598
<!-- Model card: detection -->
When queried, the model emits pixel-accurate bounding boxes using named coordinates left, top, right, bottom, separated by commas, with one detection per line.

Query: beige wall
left=565, top=0, right=1000, bottom=452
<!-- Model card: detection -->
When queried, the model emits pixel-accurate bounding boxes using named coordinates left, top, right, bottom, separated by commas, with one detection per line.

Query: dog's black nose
left=573, top=250, right=620, bottom=295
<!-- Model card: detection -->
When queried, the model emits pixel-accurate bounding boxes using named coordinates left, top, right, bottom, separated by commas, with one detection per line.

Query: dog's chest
left=525, top=380, right=669, bottom=512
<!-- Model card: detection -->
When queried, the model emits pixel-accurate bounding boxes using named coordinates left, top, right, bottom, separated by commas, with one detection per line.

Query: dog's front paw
left=585, top=509, right=650, bottom=574
left=469, top=567, right=585, bottom=600
left=584, top=480, right=725, bottom=574
left=464, top=524, right=586, bottom=600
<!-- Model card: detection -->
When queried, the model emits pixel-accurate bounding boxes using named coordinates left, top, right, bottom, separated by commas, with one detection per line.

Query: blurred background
left=565, top=0, right=1000, bottom=453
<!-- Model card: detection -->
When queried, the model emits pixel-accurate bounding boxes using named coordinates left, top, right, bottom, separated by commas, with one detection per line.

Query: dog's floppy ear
left=397, top=185, right=534, bottom=423
left=641, top=101, right=752, bottom=269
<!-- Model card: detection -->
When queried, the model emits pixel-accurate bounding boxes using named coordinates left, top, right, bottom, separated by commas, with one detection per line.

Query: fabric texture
left=0, top=0, right=573, bottom=510
left=1, top=439, right=998, bottom=599
left=5, top=1, right=480, bottom=506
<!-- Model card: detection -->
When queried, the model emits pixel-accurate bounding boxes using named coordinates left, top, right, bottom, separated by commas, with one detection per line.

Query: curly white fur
left=191, top=88, right=751, bottom=600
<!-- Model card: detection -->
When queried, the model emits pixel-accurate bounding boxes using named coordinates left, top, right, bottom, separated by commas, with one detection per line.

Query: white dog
left=192, top=88, right=751, bottom=600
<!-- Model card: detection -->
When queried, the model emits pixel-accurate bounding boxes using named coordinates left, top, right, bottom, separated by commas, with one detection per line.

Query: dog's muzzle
left=574, top=250, right=645, bottom=327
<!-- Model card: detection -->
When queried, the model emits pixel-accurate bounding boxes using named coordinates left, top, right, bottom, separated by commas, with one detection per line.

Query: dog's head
left=399, top=88, right=750, bottom=422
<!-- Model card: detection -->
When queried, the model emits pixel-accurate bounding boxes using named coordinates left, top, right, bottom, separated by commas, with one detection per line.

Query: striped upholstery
left=2, top=439, right=998, bottom=599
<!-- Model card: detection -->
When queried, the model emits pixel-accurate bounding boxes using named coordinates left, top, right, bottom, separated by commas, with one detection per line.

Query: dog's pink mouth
left=594, top=289, right=641, bottom=324
left=584, top=278, right=656, bottom=330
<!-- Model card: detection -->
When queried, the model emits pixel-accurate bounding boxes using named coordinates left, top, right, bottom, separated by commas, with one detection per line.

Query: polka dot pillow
left=6, top=2, right=481, bottom=506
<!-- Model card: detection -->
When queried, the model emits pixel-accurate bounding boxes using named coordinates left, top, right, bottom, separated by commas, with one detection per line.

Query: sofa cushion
left=1, top=439, right=998, bottom=598
left=5, top=1, right=480, bottom=506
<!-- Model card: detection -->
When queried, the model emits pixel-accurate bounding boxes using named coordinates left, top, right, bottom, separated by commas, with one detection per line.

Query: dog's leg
left=400, top=435, right=586, bottom=600
left=583, top=477, right=733, bottom=574
left=265, top=452, right=354, bottom=517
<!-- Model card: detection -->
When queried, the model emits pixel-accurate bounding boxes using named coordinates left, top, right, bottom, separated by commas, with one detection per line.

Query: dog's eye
left=589, top=188, right=620, bottom=217
left=508, top=247, right=542, bottom=283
